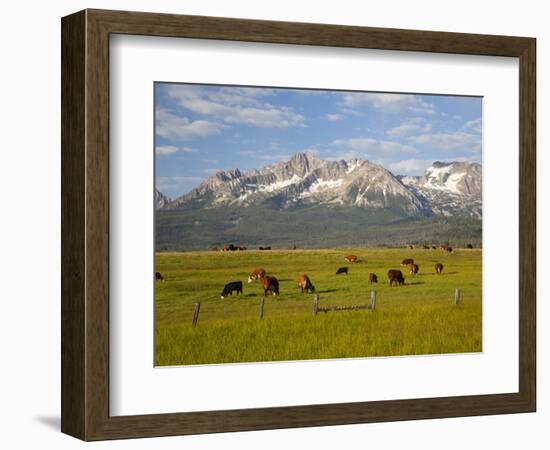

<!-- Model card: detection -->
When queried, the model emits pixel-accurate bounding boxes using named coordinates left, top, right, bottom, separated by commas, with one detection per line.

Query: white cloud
left=387, top=159, right=434, bottom=175
left=155, top=145, right=196, bottom=155
left=341, top=92, right=436, bottom=115
left=386, top=118, right=432, bottom=136
left=166, top=85, right=305, bottom=128
left=155, top=109, right=223, bottom=140
left=409, top=131, right=481, bottom=152
left=464, top=117, right=482, bottom=133
left=326, top=113, right=344, bottom=121
left=331, top=137, right=417, bottom=156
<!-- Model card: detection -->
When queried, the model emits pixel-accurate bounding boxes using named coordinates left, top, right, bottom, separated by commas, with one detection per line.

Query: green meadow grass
left=155, top=248, right=482, bottom=366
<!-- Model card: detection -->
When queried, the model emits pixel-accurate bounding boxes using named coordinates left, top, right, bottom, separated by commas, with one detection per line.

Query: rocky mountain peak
left=159, top=153, right=482, bottom=219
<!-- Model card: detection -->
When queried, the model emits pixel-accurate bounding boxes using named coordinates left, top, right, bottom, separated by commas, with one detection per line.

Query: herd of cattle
left=155, top=251, right=450, bottom=300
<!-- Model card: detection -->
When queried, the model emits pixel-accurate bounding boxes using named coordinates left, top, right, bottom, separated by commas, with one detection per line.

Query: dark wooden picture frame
left=61, top=9, right=536, bottom=441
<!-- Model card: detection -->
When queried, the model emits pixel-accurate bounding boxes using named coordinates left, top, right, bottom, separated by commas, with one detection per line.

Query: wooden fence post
left=313, top=294, right=319, bottom=316
left=370, top=290, right=377, bottom=311
left=259, top=297, right=265, bottom=320
left=454, top=288, right=460, bottom=305
left=192, top=302, right=201, bottom=327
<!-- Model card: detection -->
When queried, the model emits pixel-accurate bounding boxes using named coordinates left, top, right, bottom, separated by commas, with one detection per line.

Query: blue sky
left=155, top=83, right=482, bottom=198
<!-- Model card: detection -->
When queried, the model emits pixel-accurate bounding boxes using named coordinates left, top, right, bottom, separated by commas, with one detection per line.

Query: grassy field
left=155, top=248, right=482, bottom=366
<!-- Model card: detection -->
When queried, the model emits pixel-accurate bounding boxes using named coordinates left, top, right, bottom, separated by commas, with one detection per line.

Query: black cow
left=155, top=272, right=164, bottom=281
left=220, top=281, right=243, bottom=299
left=336, top=267, right=349, bottom=275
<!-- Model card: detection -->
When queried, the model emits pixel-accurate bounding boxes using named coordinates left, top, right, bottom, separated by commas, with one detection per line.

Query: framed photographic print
left=61, top=9, right=536, bottom=441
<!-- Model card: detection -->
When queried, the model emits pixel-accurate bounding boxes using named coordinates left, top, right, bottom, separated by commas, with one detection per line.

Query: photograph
left=154, top=83, right=483, bottom=366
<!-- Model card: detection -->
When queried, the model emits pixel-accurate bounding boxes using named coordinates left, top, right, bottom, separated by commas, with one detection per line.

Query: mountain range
left=157, top=152, right=481, bottom=219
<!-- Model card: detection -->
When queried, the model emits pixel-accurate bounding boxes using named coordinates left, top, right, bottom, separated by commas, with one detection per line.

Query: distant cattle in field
left=410, top=263, right=419, bottom=276
left=155, top=272, right=164, bottom=281
left=344, top=255, right=358, bottom=263
left=248, top=268, right=266, bottom=283
left=467, top=243, right=473, bottom=249
left=388, top=269, right=405, bottom=286
left=297, top=274, right=315, bottom=294
left=440, top=244, right=453, bottom=253
left=368, top=273, right=378, bottom=284
left=235, top=245, right=247, bottom=251
left=401, top=258, right=414, bottom=266
left=422, top=245, right=430, bottom=249
left=220, top=281, right=243, bottom=299
left=260, top=275, right=279, bottom=296
left=222, top=244, right=234, bottom=252
left=259, top=246, right=271, bottom=250
left=408, top=244, right=414, bottom=249
left=336, top=267, right=348, bottom=275
left=431, top=245, right=437, bottom=250
left=435, top=263, right=444, bottom=274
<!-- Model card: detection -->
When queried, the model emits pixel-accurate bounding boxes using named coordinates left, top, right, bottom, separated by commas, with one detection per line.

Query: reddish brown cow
left=297, top=274, right=315, bottom=294
left=344, top=255, right=358, bottom=263
left=260, top=275, right=279, bottom=296
left=368, top=273, right=378, bottom=284
left=410, top=263, right=419, bottom=276
left=435, top=263, right=444, bottom=274
left=248, top=268, right=266, bottom=283
left=388, top=269, right=405, bottom=286
left=401, top=258, right=414, bottom=266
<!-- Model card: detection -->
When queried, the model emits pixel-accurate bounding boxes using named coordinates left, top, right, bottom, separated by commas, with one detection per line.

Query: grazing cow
left=220, top=281, right=243, bottom=299
left=401, top=258, right=414, bottom=266
left=467, top=243, right=473, bottom=249
left=259, top=246, right=271, bottom=250
left=368, top=273, right=378, bottom=284
left=431, top=245, right=437, bottom=250
left=344, top=255, right=358, bottom=263
left=444, top=246, right=453, bottom=253
left=336, top=267, right=349, bottom=275
left=260, top=275, right=279, bottom=296
left=155, top=271, right=164, bottom=281
left=435, top=263, right=444, bottom=274
left=388, top=269, right=405, bottom=286
left=410, top=263, right=419, bottom=276
left=248, top=268, right=266, bottom=283
left=297, top=274, right=315, bottom=294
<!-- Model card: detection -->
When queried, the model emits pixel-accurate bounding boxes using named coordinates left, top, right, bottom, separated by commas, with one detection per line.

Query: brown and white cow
left=297, top=274, right=315, bottom=294
left=435, top=263, right=444, bottom=274
left=344, top=255, right=358, bottom=263
left=409, top=263, right=419, bottom=276
left=368, top=273, right=378, bottom=284
left=248, top=268, right=266, bottom=283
